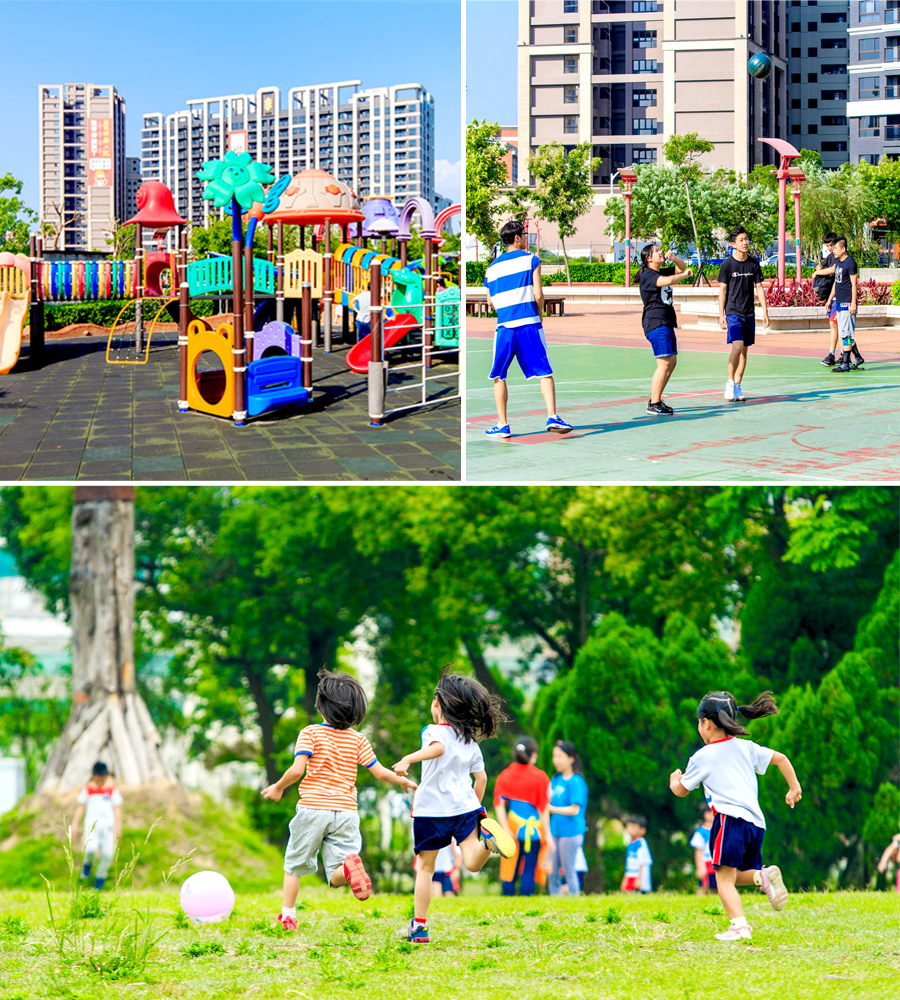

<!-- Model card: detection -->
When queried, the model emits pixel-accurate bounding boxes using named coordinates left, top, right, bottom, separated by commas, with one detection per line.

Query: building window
left=822, top=140, right=849, bottom=151
left=821, top=65, right=845, bottom=75
left=821, top=115, right=847, bottom=125
left=860, top=115, right=881, bottom=136
left=888, top=74, right=900, bottom=97
left=565, top=25, right=578, bottom=43
left=633, top=1, right=658, bottom=11
left=563, top=0, right=578, bottom=11
left=791, top=47, right=801, bottom=57
left=809, top=98, right=819, bottom=108
left=886, top=113, right=900, bottom=138
left=791, top=98, right=801, bottom=109
left=791, top=72, right=801, bottom=83
left=633, top=30, right=656, bottom=48
left=564, top=85, right=579, bottom=103
left=859, top=37, right=880, bottom=60
left=822, top=89, right=848, bottom=100
left=633, top=89, right=657, bottom=107
left=860, top=76, right=880, bottom=98
left=821, top=38, right=847, bottom=49
left=633, top=148, right=656, bottom=163
left=633, top=59, right=658, bottom=73
left=790, top=124, right=801, bottom=134
left=808, top=72, right=819, bottom=82
left=821, top=11, right=848, bottom=22
left=859, top=0, right=880, bottom=23
left=633, top=118, right=657, bottom=133
left=808, top=47, right=818, bottom=57
left=564, top=116, right=578, bottom=134
left=565, top=56, right=578, bottom=73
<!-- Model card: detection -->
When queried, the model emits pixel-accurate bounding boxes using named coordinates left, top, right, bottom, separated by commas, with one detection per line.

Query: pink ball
left=180, top=870, right=235, bottom=924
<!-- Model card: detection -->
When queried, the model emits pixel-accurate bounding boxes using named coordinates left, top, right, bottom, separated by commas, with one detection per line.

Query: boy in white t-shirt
left=71, top=761, right=123, bottom=890
left=669, top=690, right=802, bottom=942
left=621, top=815, right=653, bottom=893
left=393, top=672, right=516, bottom=944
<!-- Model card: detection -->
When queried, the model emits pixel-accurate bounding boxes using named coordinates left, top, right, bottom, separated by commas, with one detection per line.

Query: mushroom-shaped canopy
left=264, top=169, right=364, bottom=226
left=362, top=196, right=400, bottom=237
left=125, top=181, right=187, bottom=228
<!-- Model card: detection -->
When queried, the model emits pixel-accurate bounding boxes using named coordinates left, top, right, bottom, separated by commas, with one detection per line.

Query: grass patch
left=0, top=889, right=895, bottom=998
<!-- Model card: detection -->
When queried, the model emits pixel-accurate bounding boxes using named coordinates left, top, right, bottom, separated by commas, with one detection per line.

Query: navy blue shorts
left=414, top=808, right=485, bottom=853
left=432, top=871, right=455, bottom=892
left=645, top=325, right=677, bottom=357
left=710, top=812, right=765, bottom=871
left=489, top=323, right=553, bottom=380
left=726, top=314, right=755, bottom=347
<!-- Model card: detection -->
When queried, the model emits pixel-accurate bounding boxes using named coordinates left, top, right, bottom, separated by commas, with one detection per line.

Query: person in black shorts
left=716, top=226, right=769, bottom=402
left=812, top=232, right=839, bottom=365
left=638, top=243, right=693, bottom=416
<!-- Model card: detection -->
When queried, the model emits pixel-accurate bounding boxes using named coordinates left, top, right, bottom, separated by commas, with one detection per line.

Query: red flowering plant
left=857, top=279, right=891, bottom=305
left=764, top=279, right=823, bottom=307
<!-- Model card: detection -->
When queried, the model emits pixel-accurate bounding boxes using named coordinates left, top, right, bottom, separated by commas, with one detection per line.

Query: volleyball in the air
left=748, top=52, right=772, bottom=80
left=180, top=870, right=235, bottom=923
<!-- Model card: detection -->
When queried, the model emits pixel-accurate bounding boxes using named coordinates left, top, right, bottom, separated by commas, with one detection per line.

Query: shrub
left=893, top=280, right=900, bottom=306
left=857, top=279, right=892, bottom=305
left=465, top=261, right=488, bottom=286
left=38, top=298, right=216, bottom=333
left=765, top=279, right=823, bottom=308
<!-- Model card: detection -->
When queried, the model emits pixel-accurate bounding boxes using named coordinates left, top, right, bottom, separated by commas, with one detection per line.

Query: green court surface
left=466, top=338, right=900, bottom=482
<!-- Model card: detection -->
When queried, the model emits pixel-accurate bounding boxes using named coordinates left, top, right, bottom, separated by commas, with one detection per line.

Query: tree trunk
left=36, top=487, right=175, bottom=793
left=561, top=235, right=571, bottom=286
left=460, top=633, right=519, bottom=731
left=244, top=662, right=280, bottom=784
left=682, top=178, right=710, bottom=287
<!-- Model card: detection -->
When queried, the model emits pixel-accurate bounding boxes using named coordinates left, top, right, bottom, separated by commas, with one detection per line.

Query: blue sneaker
left=405, top=920, right=429, bottom=944
left=546, top=414, right=573, bottom=434
left=485, top=424, right=511, bottom=439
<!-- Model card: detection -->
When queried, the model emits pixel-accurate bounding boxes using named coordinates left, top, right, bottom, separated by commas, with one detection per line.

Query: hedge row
left=893, top=280, right=900, bottom=306
left=39, top=299, right=216, bottom=333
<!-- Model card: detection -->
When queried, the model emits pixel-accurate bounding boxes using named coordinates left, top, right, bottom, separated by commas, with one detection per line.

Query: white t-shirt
left=434, top=844, right=456, bottom=873
left=625, top=837, right=653, bottom=891
left=77, top=783, right=123, bottom=832
left=411, top=723, right=485, bottom=818
left=680, top=737, right=774, bottom=829
left=354, top=291, right=371, bottom=324
left=689, top=825, right=713, bottom=862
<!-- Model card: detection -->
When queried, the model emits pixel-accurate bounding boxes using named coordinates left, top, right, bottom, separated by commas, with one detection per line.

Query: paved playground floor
left=0, top=331, right=460, bottom=481
left=466, top=305, right=900, bottom=482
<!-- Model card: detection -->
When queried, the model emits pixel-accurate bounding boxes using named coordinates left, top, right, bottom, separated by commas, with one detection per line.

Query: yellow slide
left=0, top=253, right=31, bottom=375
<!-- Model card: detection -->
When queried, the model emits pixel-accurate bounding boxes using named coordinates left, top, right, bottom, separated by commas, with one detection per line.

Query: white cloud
left=435, top=159, right=461, bottom=203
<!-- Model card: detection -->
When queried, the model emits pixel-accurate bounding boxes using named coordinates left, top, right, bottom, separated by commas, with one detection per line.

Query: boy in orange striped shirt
left=262, top=669, right=416, bottom=931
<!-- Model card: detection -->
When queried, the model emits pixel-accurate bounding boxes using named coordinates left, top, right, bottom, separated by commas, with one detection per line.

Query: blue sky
left=467, top=0, right=517, bottom=126
left=0, top=0, right=461, bottom=213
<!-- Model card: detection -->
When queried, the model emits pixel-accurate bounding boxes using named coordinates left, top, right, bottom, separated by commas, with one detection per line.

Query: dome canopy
left=361, top=196, right=400, bottom=237
left=125, top=181, right=187, bottom=228
left=264, top=169, right=364, bottom=226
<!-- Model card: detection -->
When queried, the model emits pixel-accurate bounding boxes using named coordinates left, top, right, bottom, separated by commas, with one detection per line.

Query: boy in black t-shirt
left=638, top=243, right=693, bottom=415
left=716, top=226, right=769, bottom=402
left=824, top=238, right=864, bottom=372
left=812, top=232, right=839, bottom=365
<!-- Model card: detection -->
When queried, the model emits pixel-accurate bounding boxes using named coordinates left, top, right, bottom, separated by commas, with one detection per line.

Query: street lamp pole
left=788, top=165, right=806, bottom=284
left=619, top=167, right=638, bottom=287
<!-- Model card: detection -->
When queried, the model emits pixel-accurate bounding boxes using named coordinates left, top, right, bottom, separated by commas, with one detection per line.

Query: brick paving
left=0, top=331, right=460, bottom=482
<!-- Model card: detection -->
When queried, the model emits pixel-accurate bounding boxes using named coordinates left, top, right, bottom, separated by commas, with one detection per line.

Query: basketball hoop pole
left=759, top=138, right=801, bottom=288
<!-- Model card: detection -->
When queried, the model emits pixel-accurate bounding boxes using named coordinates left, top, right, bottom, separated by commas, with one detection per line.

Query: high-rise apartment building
left=787, top=0, right=850, bottom=169
left=124, top=156, right=143, bottom=218
left=141, top=82, right=435, bottom=227
left=38, top=83, right=126, bottom=252
left=847, top=0, right=900, bottom=163
left=518, top=0, right=788, bottom=189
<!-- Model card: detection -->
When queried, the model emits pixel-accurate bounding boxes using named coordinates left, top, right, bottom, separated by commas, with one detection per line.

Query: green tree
left=466, top=120, right=510, bottom=257
left=189, top=217, right=273, bottom=259
left=0, top=174, right=38, bottom=255
left=869, top=156, right=900, bottom=261
left=528, top=141, right=600, bottom=284
left=662, top=132, right=717, bottom=275
left=797, top=161, right=880, bottom=261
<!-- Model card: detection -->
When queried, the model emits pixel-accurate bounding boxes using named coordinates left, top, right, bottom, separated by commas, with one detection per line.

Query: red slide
left=346, top=312, right=420, bottom=373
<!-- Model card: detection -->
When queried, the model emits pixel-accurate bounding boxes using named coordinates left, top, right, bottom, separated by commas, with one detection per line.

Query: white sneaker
left=759, top=865, right=788, bottom=911
left=732, top=383, right=745, bottom=401
left=724, top=380, right=735, bottom=401
left=714, top=923, right=752, bottom=941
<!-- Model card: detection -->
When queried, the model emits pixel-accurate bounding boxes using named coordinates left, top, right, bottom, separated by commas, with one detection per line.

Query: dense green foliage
left=0, top=174, right=37, bottom=255
left=0, top=486, right=896, bottom=892
left=39, top=298, right=216, bottom=333
left=466, top=120, right=510, bottom=254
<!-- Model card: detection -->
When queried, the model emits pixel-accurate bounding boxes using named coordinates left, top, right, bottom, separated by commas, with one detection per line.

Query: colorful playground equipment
left=2, top=161, right=460, bottom=428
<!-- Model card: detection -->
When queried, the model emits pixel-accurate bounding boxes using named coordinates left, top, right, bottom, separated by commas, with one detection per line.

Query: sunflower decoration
left=197, top=151, right=275, bottom=211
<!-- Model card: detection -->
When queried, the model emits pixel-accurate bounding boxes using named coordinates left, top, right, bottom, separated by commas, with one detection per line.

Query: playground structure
left=0, top=167, right=460, bottom=427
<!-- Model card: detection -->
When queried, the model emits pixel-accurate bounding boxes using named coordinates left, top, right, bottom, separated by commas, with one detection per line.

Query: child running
left=824, top=238, right=865, bottom=372
left=71, top=761, right=123, bottom=891
left=392, top=671, right=516, bottom=944
left=690, top=804, right=716, bottom=895
left=261, top=669, right=417, bottom=931
left=717, top=226, right=769, bottom=402
left=669, top=690, right=802, bottom=942
left=638, top=243, right=693, bottom=415
left=483, top=219, right=573, bottom=438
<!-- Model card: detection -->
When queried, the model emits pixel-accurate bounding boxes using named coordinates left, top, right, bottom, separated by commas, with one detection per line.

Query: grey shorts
left=837, top=307, right=856, bottom=342
left=283, top=806, right=361, bottom=879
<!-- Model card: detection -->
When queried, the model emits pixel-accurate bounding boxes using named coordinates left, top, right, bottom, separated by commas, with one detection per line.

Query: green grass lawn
left=0, top=886, right=897, bottom=1000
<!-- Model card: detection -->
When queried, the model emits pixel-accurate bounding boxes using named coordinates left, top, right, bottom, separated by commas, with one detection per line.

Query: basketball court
left=465, top=305, right=900, bottom=482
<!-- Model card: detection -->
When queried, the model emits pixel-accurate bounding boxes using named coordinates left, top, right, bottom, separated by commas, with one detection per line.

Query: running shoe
left=485, top=424, right=511, bottom=439
left=831, top=362, right=851, bottom=372
left=820, top=353, right=836, bottom=367
left=714, top=924, right=752, bottom=942
left=480, top=818, right=516, bottom=858
left=732, top=383, right=745, bottom=401
left=276, top=913, right=298, bottom=932
left=724, top=380, right=736, bottom=401
left=646, top=401, right=674, bottom=415
left=343, top=853, right=372, bottom=901
left=760, top=865, right=788, bottom=911
left=546, top=414, right=574, bottom=434
left=404, top=920, right=430, bottom=944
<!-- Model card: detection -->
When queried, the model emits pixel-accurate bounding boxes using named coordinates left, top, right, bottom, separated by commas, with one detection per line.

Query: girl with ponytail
left=392, top=670, right=514, bottom=945
left=669, top=690, right=802, bottom=943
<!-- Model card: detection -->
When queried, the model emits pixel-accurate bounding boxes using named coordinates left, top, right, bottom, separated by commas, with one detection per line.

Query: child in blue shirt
left=547, top=740, right=588, bottom=896
left=690, top=804, right=716, bottom=894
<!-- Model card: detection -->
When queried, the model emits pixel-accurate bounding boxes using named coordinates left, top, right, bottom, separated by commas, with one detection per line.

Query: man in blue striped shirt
left=483, top=221, right=573, bottom=438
